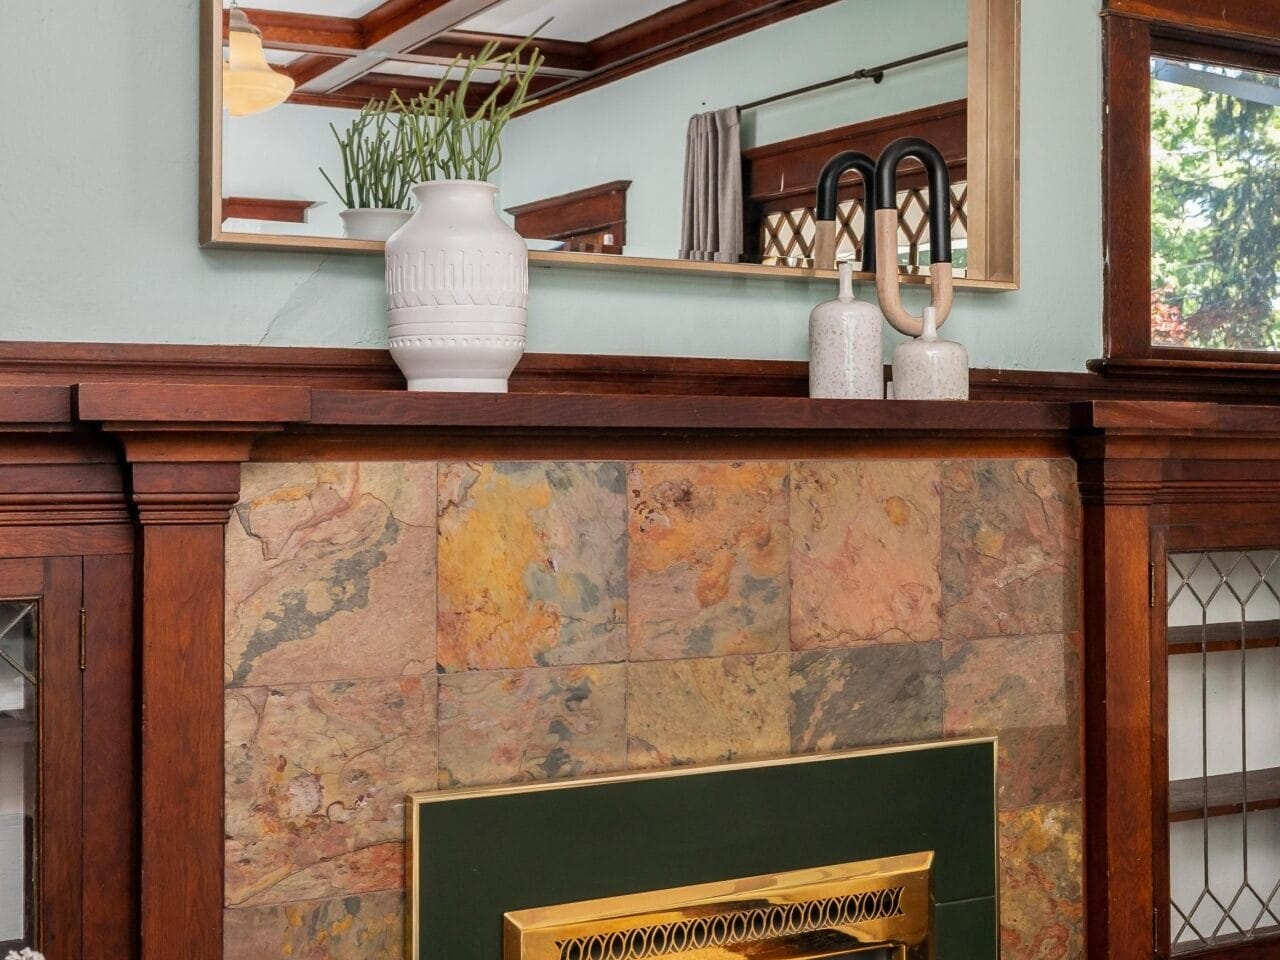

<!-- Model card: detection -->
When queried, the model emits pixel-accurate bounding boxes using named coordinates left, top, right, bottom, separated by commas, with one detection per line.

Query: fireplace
left=505, top=854, right=934, bottom=960
left=408, top=741, right=995, bottom=960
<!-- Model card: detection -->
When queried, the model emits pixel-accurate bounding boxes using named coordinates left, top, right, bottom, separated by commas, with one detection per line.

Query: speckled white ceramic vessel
left=808, top=261, right=884, bottom=399
left=891, top=306, right=969, bottom=400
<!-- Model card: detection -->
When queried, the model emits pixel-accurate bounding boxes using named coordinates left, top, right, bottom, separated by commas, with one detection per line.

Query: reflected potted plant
left=384, top=34, right=544, bottom=392
left=320, top=100, right=413, bottom=242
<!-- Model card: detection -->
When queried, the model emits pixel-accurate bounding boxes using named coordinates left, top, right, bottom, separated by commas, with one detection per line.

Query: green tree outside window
left=1150, top=58, right=1280, bottom=351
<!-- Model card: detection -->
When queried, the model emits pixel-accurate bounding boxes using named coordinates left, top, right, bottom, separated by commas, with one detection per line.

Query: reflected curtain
left=679, top=108, right=743, bottom=263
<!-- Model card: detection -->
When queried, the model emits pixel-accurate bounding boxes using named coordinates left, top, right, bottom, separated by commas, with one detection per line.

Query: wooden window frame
left=1102, top=0, right=1280, bottom=368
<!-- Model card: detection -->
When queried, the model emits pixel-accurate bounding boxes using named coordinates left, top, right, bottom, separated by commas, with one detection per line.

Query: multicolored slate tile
left=791, top=460, right=941, bottom=649
left=790, top=643, right=943, bottom=752
left=437, top=462, right=627, bottom=671
left=225, top=461, right=436, bottom=687
left=627, top=654, right=789, bottom=768
left=941, top=459, right=1079, bottom=639
left=628, top=461, right=789, bottom=660
left=999, top=801, right=1085, bottom=960
left=223, top=890, right=403, bottom=960
left=224, top=676, right=437, bottom=907
left=944, top=633, right=1079, bottom=808
left=438, top=664, right=626, bottom=786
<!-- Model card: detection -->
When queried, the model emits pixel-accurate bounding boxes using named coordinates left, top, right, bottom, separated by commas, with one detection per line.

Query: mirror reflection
left=219, top=0, right=968, bottom=273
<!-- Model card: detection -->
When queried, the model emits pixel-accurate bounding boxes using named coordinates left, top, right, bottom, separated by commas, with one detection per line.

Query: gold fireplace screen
left=504, top=852, right=934, bottom=960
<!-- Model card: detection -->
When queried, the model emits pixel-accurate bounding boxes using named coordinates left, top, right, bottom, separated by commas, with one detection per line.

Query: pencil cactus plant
left=320, top=100, right=412, bottom=211
left=395, top=31, right=545, bottom=184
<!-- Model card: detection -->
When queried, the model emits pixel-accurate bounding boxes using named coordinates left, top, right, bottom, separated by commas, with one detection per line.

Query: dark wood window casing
left=506, top=181, right=631, bottom=255
left=1100, top=0, right=1280, bottom=372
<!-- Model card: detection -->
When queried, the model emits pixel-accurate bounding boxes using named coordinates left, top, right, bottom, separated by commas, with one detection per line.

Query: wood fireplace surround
left=7, top=347, right=1280, bottom=960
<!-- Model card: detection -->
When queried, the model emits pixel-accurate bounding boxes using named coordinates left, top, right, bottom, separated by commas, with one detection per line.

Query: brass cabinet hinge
left=1150, top=562, right=1157, bottom=608
left=79, top=608, right=86, bottom=671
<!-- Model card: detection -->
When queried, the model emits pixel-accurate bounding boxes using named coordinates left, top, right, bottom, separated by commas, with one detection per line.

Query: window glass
left=1150, top=56, right=1280, bottom=351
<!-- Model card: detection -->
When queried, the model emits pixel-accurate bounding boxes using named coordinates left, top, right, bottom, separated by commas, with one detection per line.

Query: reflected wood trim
left=966, top=0, right=1018, bottom=282
left=222, top=196, right=317, bottom=224
left=224, top=7, right=364, bottom=49
left=743, top=100, right=967, bottom=207
left=284, top=53, right=352, bottom=88
left=507, top=180, right=630, bottom=249
left=530, top=0, right=841, bottom=111
left=407, top=31, right=593, bottom=73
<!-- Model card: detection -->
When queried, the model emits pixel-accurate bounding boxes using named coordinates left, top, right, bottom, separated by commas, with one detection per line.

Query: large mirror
left=200, top=0, right=1018, bottom=288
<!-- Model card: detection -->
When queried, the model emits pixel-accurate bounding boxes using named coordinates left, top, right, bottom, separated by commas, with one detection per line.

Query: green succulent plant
left=395, top=30, right=546, bottom=184
left=319, top=99, right=412, bottom=210
left=319, top=29, right=545, bottom=209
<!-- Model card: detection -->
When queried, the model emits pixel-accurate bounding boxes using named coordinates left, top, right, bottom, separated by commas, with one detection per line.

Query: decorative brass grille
left=506, top=853, right=933, bottom=960
left=555, top=887, right=906, bottom=960
left=762, top=182, right=969, bottom=273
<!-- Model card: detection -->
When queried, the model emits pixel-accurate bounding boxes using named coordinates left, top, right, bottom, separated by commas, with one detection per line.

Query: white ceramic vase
left=384, top=181, right=529, bottom=392
left=340, top=208, right=412, bottom=241
left=808, top=261, right=884, bottom=399
left=891, top=306, right=969, bottom=400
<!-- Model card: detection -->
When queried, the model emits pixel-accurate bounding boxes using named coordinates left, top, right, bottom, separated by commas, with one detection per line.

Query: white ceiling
left=223, top=0, right=384, bottom=17
left=459, top=0, right=685, bottom=42
left=263, top=48, right=301, bottom=65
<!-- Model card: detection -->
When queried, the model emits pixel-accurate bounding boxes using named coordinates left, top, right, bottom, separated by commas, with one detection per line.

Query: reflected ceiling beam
left=303, top=71, right=564, bottom=111
left=532, top=0, right=842, bottom=111
left=234, top=0, right=843, bottom=111
left=298, top=0, right=510, bottom=94
left=224, top=8, right=363, bottom=51
left=408, top=31, right=592, bottom=76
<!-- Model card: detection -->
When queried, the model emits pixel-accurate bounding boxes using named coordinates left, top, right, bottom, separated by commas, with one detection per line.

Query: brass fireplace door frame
left=504, top=851, right=935, bottom=960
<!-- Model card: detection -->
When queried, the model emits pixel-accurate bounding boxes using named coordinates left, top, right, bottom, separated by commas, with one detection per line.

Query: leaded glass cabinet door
left=0, top=558, right=83, bottom=957
left=1165, top=539, right=1280, bottom=956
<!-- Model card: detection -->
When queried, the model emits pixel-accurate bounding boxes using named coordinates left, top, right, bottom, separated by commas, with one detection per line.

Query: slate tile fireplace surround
left=221, top=455, right=1082, bottom=959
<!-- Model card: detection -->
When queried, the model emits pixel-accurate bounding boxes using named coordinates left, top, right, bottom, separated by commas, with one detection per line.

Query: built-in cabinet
left=1080, top=403, right=1280, bottom=960
left=0, top=403, right=137, bottom=960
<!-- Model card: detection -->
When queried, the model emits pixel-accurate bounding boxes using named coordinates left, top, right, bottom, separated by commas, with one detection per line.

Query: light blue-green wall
left=500, top=0, right=966, bottom=259
left=0, top=1, right=1103, bottom=372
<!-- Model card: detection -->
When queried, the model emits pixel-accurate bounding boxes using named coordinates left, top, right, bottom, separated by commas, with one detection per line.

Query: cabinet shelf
left=1167, top=619, right=1280, bottom=656
left=1169, top=767, right=1280, bottom=822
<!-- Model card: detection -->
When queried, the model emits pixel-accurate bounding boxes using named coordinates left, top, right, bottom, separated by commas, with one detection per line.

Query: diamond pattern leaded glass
left=0, top=600, right=38, bottom=951
left=761, top=181, right=969, bottom=273
left=1167, top=551, right=1280, bottom=951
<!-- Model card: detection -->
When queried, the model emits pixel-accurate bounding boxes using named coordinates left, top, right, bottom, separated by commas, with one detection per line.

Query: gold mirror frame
left=198, top=0, right=1019, bottom=291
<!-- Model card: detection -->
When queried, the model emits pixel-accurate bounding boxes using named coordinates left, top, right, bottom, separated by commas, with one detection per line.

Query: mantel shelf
left=72, top=383, right=1071, bottom=435
left=1169, top=767, right=1280, bottom=823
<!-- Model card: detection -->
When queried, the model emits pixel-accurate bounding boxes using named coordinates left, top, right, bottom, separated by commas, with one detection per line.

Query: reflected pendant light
left=223, top=6, right=295, bottom=117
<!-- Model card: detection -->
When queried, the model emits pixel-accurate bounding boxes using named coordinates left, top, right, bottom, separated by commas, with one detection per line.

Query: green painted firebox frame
left=408, top=739, right=998, bottom=960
